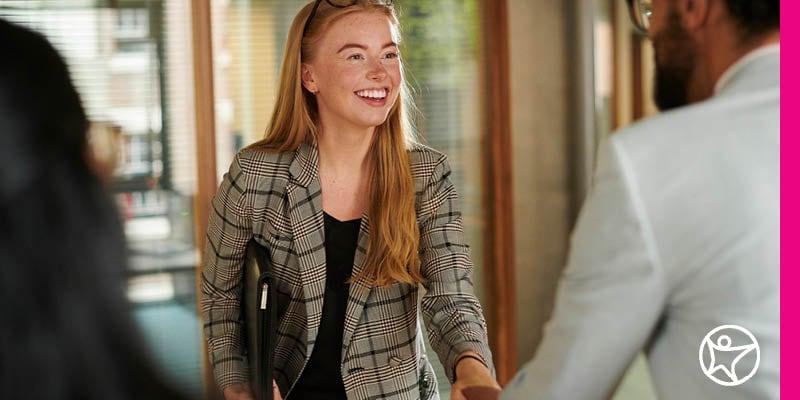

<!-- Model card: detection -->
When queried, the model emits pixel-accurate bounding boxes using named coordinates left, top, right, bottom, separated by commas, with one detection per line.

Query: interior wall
left=507, top=0, right=575, bottom=367
left=506, top=2, right=659, bottom=398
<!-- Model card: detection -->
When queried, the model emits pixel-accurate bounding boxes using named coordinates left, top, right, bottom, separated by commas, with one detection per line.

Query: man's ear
left=301, top=63, right=318, bottom=93
left=677, top=0, right=711, bottom=32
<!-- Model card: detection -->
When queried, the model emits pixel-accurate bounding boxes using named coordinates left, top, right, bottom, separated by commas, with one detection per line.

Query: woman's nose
left=367, top=60, right=387, bottom=81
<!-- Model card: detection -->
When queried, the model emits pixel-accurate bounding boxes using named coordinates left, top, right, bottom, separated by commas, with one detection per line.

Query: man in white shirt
left=502, top=1, right=779, bottom=399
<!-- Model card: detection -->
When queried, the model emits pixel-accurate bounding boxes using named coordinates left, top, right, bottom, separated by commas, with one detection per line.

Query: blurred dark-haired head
left=0, top=18, right=184, bottom=400
left=0, top=19, right=89, bottom=201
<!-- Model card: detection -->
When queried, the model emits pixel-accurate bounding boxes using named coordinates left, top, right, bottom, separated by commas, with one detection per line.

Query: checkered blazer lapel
left=341, top=214, right=371, bottom=359
left=286, top=142, right=326, bottom=356
left=287, top=142, right=375, bottom=359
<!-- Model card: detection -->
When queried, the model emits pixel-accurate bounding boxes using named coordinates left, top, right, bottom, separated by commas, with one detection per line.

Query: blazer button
left=389, top=355, right=402, bottom=367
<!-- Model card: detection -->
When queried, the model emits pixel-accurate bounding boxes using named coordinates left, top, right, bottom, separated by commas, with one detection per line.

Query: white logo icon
left=699, top=324, right=760, bottom=386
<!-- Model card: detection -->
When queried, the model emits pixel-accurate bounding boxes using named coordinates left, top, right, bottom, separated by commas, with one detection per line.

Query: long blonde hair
left=255, top=0, right=422, bottom=286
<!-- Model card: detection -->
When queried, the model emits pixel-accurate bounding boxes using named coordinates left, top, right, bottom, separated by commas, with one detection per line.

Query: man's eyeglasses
left=626, top=0, right=653, bottom=35
left=302, top=0, right=395, bottom=38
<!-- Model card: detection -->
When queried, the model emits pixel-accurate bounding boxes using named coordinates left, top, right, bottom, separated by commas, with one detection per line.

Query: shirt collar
left=714, top=44, right=780, bottom=95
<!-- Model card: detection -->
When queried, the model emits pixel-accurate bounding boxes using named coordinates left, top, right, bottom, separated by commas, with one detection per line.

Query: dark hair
left=0, top=19, right=186, bottom=400
left=725, top=0, right=780, bottom=37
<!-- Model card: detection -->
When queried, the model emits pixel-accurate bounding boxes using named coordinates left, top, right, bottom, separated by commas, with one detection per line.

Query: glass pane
left=211, top=0, right=485, bottom=395
left=1, top=1, right=202, bottom=397
left=396, top=0, right=484, bottom=303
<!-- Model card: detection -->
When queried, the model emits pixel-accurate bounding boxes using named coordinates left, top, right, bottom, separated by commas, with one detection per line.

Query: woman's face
left=302, top=11, right=402, bottom=131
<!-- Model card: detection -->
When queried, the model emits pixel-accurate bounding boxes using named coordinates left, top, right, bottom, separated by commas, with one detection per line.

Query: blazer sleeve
left=201, top=153, right=253, bottom=390
left=501, top=139, right=668, bottom=400
left=418, top=154, right=495, bottom=383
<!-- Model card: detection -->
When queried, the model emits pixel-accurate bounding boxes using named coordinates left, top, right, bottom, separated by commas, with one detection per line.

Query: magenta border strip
left=781, top=0, right=791, bottom=398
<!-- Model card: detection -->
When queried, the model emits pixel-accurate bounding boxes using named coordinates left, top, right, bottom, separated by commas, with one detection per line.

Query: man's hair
left=725, top=0, right=780, bottom=37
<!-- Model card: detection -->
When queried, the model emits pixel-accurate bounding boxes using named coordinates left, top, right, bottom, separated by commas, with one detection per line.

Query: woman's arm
left=417, top=154, right=496, bottom=387
left=201, top=153, right=254, bottom=392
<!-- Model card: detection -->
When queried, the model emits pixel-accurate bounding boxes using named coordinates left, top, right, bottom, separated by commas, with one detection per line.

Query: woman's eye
left=383, top=52, right=399, bottom=60
left=347, top=53, right=365, bottom=61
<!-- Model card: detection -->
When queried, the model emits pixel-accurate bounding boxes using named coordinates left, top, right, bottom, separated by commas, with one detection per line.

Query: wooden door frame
left=479, top=0, right=517, bottom=385
left=190, top=0, right=219, bottom=397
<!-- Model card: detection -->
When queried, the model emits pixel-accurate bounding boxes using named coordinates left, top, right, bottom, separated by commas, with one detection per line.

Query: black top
left=289, top=212, right=361, bottom=400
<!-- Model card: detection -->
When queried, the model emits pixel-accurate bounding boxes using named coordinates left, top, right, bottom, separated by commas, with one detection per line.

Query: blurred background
left=0, top=0, right=660, bottom=398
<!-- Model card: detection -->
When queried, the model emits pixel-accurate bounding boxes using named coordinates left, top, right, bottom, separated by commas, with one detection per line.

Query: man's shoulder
left=613, top=103, right=714, bottom=147
left=612, top=91, right=776, bottom=154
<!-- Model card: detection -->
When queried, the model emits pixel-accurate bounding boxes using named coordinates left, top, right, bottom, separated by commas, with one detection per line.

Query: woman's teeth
left=355, top=89, right=387, bottom=99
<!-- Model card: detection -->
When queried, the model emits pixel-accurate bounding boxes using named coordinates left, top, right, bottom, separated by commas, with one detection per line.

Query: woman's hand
left=222, top=381, right=283, bottom=400
left=222, top=383, right=254, bottom=400
left=450, top=354, right=501, bottom=400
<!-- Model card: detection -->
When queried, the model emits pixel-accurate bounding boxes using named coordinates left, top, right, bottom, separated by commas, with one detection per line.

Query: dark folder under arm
left=244, top=242, right=277, bottom=400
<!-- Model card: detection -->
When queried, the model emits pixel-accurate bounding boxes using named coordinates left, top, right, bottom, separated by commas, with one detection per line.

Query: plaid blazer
left=201, top=142, right=494, bottom=400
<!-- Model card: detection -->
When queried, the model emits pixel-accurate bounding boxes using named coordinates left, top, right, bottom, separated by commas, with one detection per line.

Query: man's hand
left=450, top=354, right=500, bottom=400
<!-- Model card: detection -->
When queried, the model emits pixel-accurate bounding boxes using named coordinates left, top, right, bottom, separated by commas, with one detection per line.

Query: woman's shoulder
left=408, top=143, right=450, bottom=181
left=232, top=144, right=295, bottom=181
left=408, top=142, right=448, bottom=168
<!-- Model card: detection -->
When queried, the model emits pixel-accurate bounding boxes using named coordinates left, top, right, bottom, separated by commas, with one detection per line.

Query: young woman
left=202, top=1, right=498, bottom=399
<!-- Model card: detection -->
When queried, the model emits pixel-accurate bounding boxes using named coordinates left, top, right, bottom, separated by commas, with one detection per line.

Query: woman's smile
left=354, top=87, right=389, bottom=107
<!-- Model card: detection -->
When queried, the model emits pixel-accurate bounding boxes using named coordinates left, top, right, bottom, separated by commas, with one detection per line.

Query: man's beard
left=652, top=10, right=697, bottom=110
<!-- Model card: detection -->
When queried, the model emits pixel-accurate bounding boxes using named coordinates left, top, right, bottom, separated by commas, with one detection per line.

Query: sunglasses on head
left=302, top=0, right=395, bottom=37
